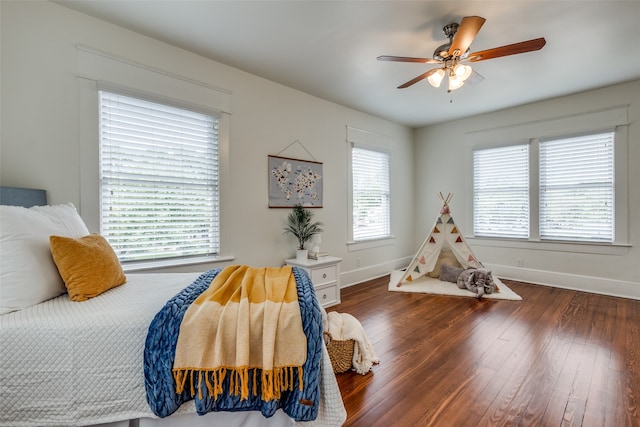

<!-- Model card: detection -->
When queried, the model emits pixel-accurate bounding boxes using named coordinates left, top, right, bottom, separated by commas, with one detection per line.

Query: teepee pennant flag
left=394, top=193, right=484, bottom=287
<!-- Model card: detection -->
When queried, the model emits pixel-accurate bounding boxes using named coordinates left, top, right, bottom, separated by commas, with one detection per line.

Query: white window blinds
left=473, top=144, right=529, bottom=238
left=539, top=132, right=614, bottom=242
left=352, top=146, right=391, bottom=241
left=99, top=91, right=219, bottom=262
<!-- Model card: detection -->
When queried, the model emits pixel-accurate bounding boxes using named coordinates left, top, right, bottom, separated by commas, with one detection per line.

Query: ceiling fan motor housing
left=442, top=22, right=459, bottom=38
left=434, top=22, right=469, bottom=61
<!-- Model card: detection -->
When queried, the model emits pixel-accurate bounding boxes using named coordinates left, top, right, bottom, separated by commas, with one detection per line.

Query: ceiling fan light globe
left=454, top=63, right=472, bottom=81
left=448, top=73, right=465, bottom=91
left=427, top=69, right=445, bottom=88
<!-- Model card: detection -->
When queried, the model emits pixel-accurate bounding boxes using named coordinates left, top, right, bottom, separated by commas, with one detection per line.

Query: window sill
left=122, top=255, right=235, bottom=272
left=347, top=236, right=395, bottom=252
left=466, top=236, right=631, bottom=256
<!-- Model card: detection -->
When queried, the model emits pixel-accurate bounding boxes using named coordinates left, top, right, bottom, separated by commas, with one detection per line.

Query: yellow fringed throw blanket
left=172, top=265, right=307, bottom=402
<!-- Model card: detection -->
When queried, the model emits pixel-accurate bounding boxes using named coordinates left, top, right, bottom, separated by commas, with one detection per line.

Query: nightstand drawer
left=315, top=283, right=338, bottom=307
left=284, top=256, right=342, bottom=309
left=311, top=265, right=336, bottom=285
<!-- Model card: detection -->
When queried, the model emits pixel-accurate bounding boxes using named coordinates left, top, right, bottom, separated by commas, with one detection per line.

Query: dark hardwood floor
left=327, top=276, right=640, bottom=427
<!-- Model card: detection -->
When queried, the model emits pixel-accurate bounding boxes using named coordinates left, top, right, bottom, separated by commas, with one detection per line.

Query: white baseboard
left=486, top=264, right=640, bottom=301
left=340, top=257, right=411, bottom=289
left=340, top=259, right=640, bottom=301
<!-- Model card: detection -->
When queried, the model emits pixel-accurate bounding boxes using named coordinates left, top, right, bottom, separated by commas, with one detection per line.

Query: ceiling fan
left=377, top=16, right=546, bottom=92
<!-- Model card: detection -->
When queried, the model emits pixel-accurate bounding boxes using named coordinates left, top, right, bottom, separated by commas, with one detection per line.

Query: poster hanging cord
left=276, top=140, right=318, bottom=162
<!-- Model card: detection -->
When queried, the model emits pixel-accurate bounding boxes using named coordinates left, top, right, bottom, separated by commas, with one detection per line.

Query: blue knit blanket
left=143, top=267, right=324, bottom=420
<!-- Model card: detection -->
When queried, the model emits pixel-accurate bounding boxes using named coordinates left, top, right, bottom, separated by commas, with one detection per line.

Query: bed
left=0, top=187, right=346, bottom=427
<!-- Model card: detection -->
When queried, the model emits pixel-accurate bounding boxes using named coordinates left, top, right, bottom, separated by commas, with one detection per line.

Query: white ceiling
left=56, top=1, right=640, bottom=128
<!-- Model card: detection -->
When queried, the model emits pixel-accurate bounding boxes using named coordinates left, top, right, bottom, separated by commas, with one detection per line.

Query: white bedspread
left=0, top=272, right=345, bottom=427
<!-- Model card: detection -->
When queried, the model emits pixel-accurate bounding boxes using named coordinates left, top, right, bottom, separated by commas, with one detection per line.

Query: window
left=539, top=132, right=614, bottom=242
left=351, top=146, right=390, bottom=241
left=473, top=145, right=529, bottom=239
left=473, top=131, right=615, bottom=243
left=99, top=91, right=219, bottom=262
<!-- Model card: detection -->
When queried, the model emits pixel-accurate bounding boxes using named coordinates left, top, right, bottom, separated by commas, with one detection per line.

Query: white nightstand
left=285, top=256, right=342, bottom=308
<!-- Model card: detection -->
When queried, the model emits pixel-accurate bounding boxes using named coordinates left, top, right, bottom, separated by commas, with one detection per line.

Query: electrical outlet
left=516, top=258, right=524, bottom=268
left=356, top=257, right=361, bottom=267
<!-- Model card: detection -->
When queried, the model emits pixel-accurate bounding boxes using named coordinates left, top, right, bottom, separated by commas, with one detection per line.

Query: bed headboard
left=0, top=186, right=47, bottom=207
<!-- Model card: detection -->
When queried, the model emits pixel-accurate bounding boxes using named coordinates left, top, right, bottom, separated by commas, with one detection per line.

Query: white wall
left=414, top=80, right=640, bottom=299
left=0, top=1, right=415, bottom=285
left=3, top=1, right=637, bottom=298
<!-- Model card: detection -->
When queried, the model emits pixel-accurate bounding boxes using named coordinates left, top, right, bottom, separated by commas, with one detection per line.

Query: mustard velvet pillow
left=49, top=234, right=126, bottom=302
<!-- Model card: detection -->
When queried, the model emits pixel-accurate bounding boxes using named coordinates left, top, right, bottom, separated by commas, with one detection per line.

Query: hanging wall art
left=268, top=155, right=323, bottom=208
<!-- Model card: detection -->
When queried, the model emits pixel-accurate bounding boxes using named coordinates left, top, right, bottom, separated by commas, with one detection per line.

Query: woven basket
left=324, top=332, right=354, bottom=373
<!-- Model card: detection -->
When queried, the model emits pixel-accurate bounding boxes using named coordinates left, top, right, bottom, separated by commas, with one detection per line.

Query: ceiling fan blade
left=377, top=55, right=441, bottom=64
left=398, top=68, right=440, bottom=89
left=448, top=16, right=486, bottom=58
left=468, top=37, right=546, bottom=62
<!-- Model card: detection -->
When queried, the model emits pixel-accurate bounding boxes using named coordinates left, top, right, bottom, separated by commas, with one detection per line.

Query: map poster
left=268, top=155, right=323, bottom=208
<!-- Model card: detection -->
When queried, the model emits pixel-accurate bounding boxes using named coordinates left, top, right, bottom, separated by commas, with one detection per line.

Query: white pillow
left=0, top=203, right=90, bottom=314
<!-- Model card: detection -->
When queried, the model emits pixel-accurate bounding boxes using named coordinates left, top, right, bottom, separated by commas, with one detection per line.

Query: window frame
left=473, top=143, right=531, bottom=239
left=98, top=89, right=222, bottom=265
left=465, top=106, right=629, bottom=255
left=76, top=45, right=234, bottom=271
left=346, top=127, right=394, bottom=251
left=538, top=131, right=615, bottom=243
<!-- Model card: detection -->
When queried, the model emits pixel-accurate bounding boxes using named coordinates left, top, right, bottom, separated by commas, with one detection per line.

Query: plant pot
left=296, top=249, right=308, bottom=261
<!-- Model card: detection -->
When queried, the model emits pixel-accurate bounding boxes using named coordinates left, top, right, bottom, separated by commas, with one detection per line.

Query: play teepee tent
left=394, top=193, right=483, bottom=287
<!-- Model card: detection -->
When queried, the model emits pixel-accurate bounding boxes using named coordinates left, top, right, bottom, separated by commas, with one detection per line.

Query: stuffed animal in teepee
left=457, top=268, right=496, bottom=299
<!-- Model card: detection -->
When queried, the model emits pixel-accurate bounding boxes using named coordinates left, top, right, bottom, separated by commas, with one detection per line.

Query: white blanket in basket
left=327, top=312, right=379, bottom=375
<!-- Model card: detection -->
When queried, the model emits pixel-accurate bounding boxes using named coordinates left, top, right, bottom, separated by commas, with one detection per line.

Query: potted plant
left=283, top=204, right=323, bottom=260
